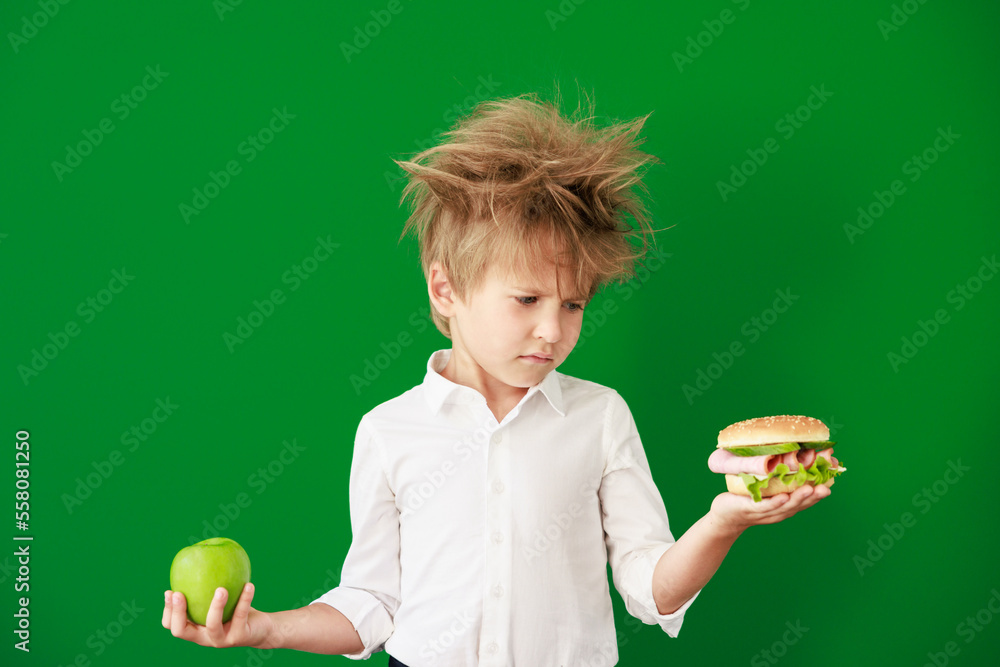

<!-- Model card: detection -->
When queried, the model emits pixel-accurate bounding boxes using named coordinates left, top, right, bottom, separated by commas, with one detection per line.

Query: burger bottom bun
left=725, top=474, right=836, bottom=498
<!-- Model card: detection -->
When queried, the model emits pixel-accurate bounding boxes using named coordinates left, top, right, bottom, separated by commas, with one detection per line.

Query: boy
left=163, top=90, right=829, bottom=665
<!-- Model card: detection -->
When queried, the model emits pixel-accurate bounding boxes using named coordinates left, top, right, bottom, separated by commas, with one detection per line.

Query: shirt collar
left=422, top=348, right=566, bottom=418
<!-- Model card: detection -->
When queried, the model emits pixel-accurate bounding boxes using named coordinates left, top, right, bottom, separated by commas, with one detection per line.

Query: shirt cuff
left=310, top=587, right=395, bottom=660
left=636, top=542, right=702, bottom=638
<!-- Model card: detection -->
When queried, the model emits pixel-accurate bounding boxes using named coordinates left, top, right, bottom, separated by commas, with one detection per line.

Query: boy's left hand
left=709, top=483, right=831, bottom=536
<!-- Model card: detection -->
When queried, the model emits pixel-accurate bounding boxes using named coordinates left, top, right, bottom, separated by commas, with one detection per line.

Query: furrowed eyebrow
left=514, top=286, right=588, bottom=302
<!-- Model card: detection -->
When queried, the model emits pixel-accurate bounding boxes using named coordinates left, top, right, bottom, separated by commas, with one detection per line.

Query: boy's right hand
left=163, top=583, right=275, bottom=649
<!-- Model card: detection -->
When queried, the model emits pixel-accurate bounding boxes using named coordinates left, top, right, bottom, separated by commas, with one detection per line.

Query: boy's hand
left=163, top=583, right=275, bottom=649
left=709, top=483, right=831, bottom=536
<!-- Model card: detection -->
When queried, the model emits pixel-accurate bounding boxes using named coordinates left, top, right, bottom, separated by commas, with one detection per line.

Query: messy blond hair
left=393, top=84, right=664, bottom=339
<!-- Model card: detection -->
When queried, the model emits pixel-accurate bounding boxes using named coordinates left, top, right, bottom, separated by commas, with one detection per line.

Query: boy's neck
left=439, top=349, right=529, bottom=423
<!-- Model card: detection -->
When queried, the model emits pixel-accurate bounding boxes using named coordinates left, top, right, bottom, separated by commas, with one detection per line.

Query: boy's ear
left=428, top=261, right=457, bottom=318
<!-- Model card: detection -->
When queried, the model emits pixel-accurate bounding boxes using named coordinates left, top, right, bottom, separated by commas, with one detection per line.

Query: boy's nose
left=534, top=311, right=562, bottom=344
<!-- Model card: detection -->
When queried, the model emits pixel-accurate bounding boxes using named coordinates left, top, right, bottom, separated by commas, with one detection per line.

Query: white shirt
left=312, top=348, right=698, bottom=666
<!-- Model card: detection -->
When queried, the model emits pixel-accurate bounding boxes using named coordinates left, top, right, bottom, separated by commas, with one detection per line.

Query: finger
left=804, top=484, right=831, bottom=507
left=230, top=582, right=256, bottom=628
left=204, top=587, right=229, bottom=644
left=785, top=485, right=814, bottom=507
left=791, top=491, right=820, bottom=513
left=755, top=492, right=790, bottom=512
left=162, top=590, right=173, bottom=629
left=754, top=487, right=809, bottom=519
left=170, top=591, right=194, bottom=640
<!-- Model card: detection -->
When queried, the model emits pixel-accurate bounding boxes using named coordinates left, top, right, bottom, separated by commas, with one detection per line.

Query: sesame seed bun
left=717, top=415, right=829, bottom=449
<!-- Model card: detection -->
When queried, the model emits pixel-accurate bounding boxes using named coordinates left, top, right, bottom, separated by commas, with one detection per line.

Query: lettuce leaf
left=737, top=457, right=845, bottom=502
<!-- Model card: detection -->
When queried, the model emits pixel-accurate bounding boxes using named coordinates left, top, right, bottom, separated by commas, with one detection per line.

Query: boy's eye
left=514, top=296, right=584, bottom=312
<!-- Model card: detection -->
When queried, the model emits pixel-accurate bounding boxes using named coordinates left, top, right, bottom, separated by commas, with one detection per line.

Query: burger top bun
left=717, top=415, right=829, bottom=448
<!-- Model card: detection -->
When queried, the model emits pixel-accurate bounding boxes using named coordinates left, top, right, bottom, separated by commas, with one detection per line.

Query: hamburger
left=708, top=415, right=845, bottom=502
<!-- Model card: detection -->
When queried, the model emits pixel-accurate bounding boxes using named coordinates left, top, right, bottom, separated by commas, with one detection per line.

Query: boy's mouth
left=520, top=354, right=553, bottom=363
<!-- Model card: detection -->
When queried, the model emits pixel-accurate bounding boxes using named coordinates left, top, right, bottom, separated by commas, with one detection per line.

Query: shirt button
left=487, top=642, right=499, bottom=654
left=492, top=531, right=504, bottom=544
left=493, top=584, right=504, bottom=598
left=492, top=431, right=503, bottom=445
left=493, top=479, right=505, bottom=493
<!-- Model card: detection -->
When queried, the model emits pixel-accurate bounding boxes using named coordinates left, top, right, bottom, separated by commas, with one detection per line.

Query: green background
left=2, top=1, right=998, bottom=665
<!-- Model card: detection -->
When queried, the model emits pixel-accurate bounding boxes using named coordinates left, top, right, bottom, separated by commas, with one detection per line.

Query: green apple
left=169, top=537, right=251, bottom=625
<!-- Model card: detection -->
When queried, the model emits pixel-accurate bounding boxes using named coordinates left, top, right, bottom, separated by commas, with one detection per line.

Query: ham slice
left=816, top=448, right=839, bottom=469
left=708, top=446, right=837, bottom=476
left=796, top=448, right=817, bottom=469
left=779, top=451, right=799, bottom=472
left=708, top=448, right=782, bottom=476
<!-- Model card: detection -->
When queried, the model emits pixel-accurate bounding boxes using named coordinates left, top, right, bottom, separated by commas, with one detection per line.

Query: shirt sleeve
left=310, top=417, right=400, bottom=659
left=599, top=391, right=700, bottom=638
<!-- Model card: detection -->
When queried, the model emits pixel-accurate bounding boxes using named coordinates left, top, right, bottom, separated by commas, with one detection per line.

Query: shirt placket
left=479, top=423, right=513, bottom=665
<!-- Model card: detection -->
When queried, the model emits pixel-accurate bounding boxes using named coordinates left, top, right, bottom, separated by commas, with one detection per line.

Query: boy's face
left=428, top=257, right=589, bottom=399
